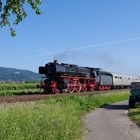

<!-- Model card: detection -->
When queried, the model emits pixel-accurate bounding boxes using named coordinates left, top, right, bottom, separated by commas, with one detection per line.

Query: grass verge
left=0, top=91, right=130, bottom=140
left=129, top=105, right=140, bottom=126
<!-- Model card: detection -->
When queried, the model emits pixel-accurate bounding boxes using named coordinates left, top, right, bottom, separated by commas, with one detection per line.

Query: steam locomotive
left=39, top=60, right=140, bottom=94
left=39, top=60, right=95, bottom=93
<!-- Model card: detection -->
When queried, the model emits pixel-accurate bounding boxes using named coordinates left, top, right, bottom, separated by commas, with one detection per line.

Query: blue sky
left=1, top=0, right=140, bottom=75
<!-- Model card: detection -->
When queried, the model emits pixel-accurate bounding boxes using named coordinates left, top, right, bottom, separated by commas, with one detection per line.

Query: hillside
left=0, top=67, right=41, bottom=82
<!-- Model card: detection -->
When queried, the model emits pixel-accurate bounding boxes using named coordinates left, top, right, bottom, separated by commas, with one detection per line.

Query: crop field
left=0, top=91, right=130, bottom=140
left=0, top=83, right=40, bottom=96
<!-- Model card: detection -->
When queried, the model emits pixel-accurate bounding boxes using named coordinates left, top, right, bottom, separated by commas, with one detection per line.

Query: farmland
left=0, top=91, right=130, bottom=140
left=0, top=83, right=40, bottom=96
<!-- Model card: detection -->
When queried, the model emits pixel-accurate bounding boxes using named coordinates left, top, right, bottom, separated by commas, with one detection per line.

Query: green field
left=0, top=91, right=130, bottom=140
left=0, top=83, right=40, bottom=96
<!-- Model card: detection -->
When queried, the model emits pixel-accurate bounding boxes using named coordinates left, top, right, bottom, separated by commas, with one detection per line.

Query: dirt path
left=84, top=101, right=140, bottom=140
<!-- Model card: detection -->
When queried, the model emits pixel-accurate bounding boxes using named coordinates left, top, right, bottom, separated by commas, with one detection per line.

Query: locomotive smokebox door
left=129, top=82, right=140, bottom=108
left=39, top=67, right=46, bottom=74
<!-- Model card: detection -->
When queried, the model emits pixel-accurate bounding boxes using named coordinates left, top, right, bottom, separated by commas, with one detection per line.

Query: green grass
left=0, top=83, right=40, bottom=96
left=0, top=91, right=130, bottom=140
left=129, top=105, right=140, bottom=125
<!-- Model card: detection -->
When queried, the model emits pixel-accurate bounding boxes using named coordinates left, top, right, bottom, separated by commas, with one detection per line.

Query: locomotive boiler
left=39, top=60, right=95, bottom=94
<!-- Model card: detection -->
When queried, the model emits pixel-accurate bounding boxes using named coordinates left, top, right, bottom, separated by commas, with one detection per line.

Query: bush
left=129, top=105, right=140, bottom=125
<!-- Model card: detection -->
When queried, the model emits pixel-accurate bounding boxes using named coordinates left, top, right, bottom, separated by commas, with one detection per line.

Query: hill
left=0, top=67, right=41, bottom=82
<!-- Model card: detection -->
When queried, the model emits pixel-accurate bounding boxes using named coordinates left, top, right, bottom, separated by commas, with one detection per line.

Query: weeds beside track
left=129, top=105, right=140, bottom=126
left=0, top=91, right=130, bottom=140
left=0, top=89, right=130, bottom=103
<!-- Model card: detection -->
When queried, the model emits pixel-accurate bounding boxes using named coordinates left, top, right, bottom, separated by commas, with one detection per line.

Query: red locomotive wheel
left=68, top=86, right=74, bottom=93
left=55, top=89, right=59, bottom=94
left=82, top=85, right=87, bottom=92
left=90, top=87, right=94, bottom=92
left=52, top=88, right=59, bottom=94
left=76, top=85, right=82, bottom=92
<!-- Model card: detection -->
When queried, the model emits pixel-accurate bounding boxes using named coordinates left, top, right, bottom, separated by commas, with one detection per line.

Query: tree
left=0, top=0, right=42, bottom=36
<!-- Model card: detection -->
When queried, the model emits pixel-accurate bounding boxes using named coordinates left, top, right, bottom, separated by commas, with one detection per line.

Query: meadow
left=0, top=91, right=130, bottom=140
left=0, top=83, right=40, bottom=96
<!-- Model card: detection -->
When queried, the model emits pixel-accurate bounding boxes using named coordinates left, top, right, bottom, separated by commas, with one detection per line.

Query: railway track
left=0, top=89, right=130, bottom=103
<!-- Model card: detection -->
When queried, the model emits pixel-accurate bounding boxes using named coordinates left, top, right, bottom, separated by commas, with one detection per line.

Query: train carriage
left=112, top=73, right=140, bottom=89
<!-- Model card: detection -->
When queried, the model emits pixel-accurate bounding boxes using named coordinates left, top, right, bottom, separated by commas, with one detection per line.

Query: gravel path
left=84, top=101, right=140, bottom=140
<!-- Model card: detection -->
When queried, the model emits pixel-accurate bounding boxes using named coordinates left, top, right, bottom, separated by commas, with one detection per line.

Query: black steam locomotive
left=39, top=60, right=95, bottom=93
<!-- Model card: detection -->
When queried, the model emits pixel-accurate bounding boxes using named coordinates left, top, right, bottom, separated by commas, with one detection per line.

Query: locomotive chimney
left=54, top=60, right=58, bottom=64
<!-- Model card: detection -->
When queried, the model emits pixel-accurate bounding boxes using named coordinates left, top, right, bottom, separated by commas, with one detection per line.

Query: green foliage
left=0, top=0, right=42, bottom=36
left=10, top=28, right=16, bottom=37
left=0, top=83, right=39, bottom=95
left=0, top=101, right=82, bottom=140
left=129, top=105, right=140, bottom=125
left=0, top=91, right=130, bottom=140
